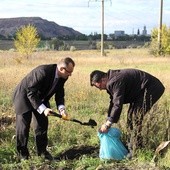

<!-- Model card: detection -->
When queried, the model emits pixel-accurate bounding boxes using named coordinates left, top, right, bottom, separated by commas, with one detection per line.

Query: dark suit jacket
left=106, top=69, right=164, bottom=123
left=13, top=64, right=67, bottom=114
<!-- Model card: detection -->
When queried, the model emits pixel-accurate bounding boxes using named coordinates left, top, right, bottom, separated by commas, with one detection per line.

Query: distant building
left=142, top=26, right=147, bottom=35
left=114, top=30, right=125, bottom=38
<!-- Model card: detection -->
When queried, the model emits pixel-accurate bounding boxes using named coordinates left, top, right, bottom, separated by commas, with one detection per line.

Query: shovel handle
left=50, top=111, right=97, bottom=128
left=49, top=111, right=62, bottom=118
left=50, top=111, right=70, bottom=120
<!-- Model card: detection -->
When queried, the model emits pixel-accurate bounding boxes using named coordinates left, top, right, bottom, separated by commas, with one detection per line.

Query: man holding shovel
left=90, top=68, right=165, bottom=154
left=13, top=57, right=75, bottom=160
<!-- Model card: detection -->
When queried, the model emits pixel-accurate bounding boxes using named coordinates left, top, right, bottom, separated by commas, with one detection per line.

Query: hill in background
left=0, top=17, right=83, bottom=39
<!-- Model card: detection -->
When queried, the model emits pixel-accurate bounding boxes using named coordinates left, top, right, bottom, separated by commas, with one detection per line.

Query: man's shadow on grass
left=54, top=145, right=99, bottom=160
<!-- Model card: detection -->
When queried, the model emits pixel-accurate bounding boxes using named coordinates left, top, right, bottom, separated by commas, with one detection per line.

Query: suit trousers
left=126, top=79, right=165, bottom=152
left=16, top=110, right=48, bottom=156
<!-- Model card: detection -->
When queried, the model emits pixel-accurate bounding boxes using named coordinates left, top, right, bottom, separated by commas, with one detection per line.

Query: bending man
left=90, top=68, right=164, bottom=153
left=13, top=57, right=75, bottom=160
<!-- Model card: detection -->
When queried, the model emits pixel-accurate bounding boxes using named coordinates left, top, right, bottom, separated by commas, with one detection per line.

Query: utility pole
left=101, top=0, right=104, bottom=56
left=88, top=0, right=111, bottom=56
left=158, top=0, right=163, bottom=54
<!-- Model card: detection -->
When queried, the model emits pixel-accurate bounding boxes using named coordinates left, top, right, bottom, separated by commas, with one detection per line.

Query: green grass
left=0, top=49, right=170, bottom=169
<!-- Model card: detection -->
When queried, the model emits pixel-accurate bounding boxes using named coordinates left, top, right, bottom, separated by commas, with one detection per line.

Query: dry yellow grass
left=0, top=49, right=169, bottom=119
left=0, top=49, right=169, bottom=117
left=0, top=49, right=170, bottom=92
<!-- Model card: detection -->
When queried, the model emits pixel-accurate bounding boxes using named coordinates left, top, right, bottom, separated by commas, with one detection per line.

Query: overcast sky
left=0, top=0, right=170, bottom=35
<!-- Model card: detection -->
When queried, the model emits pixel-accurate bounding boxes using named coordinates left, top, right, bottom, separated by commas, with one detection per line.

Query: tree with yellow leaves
left=150, top=24, right=170, bottom=56
left=14, top=24, right=40, bottom=59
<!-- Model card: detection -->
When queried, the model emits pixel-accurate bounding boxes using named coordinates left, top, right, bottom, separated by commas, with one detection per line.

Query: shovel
left=49, top=111, right=97, bottom=128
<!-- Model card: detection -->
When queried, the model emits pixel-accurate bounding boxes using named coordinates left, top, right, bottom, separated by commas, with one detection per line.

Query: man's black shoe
left=18, top=148, right=29, bottom=161
left=39, top=151, right=53, bottom=161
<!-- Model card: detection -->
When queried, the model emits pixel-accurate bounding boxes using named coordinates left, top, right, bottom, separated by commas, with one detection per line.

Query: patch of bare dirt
left=0, top=116, right=15, bottom=130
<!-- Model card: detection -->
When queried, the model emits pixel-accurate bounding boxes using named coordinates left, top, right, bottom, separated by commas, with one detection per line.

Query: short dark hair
left=59, top=57, right=75, bottom=67
left=90, top=70, right=106, bottom=86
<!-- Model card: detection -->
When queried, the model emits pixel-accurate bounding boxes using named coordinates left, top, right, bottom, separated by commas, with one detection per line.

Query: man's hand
left=99, top=123, right=109, bottom=133
left=44, top=108, right=53, bottom=116
left=59, top=108, right=69, bottom=120
left=99, top=120, right=112, bottom=133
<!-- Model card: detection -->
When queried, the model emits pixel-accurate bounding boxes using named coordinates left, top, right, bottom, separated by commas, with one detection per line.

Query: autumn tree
left=150, top=24, right=170, bottom=56
left=14, top=24, right=40, bottom=59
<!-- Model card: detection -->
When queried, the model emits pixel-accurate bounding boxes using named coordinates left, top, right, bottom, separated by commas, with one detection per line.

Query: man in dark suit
left=13, top=57, right=75, bottom=160
left=90, top=68, right=165, bottom=154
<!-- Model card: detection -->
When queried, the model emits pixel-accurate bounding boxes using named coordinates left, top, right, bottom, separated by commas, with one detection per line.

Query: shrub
left=150, top=24, right=170, bottom=56
left=70, top=46, right=76, bottom=51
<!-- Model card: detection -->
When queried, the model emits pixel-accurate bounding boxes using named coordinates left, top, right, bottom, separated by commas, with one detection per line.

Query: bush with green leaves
left=49, top=38, right=65, bottom=50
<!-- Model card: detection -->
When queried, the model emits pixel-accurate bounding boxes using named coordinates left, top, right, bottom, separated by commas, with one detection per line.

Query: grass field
left=0, top=49, right=170, bottom=169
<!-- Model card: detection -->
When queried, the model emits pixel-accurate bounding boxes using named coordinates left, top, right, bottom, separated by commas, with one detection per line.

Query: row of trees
left=0, top=31, right=150, bottom=42
left=14, top=24, right=170, bottom=59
